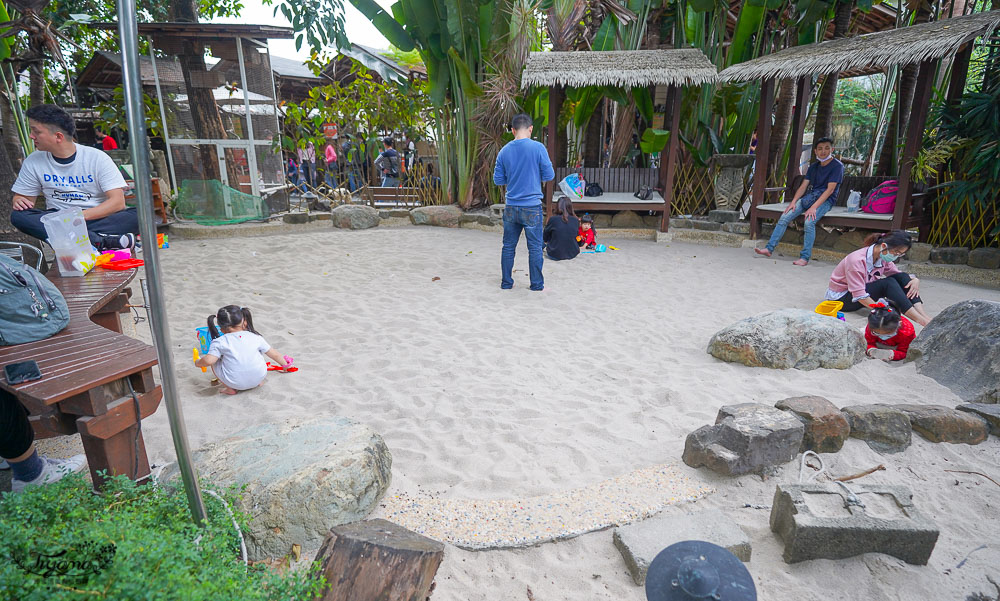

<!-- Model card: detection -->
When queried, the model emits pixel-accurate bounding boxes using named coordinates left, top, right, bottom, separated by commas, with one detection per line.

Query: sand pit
left=123, top=227, right=999, bottom=601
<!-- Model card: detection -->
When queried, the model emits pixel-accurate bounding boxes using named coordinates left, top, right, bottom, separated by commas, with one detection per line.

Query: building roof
left=91, top=22, right=294, bottom=41
left=268, top=55, right=322, bottom=81
left=520, top=49, right=717, bottom=89
left=720, top=10, right=1000, bottom=82
left=75, top=50, right=185, bottom=89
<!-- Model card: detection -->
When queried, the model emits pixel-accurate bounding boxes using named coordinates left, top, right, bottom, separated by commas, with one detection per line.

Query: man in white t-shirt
left=10, top=104, right=138, bottom=251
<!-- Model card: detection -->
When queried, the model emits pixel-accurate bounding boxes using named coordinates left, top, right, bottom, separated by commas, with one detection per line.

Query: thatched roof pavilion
left=720, top=10, right=1000, bottom=82
left=722, top=10, right=1000, bottom=239
left=521, top=49, right=717, bottom=89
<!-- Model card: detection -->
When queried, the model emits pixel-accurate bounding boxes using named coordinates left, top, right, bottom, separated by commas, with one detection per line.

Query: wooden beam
left=946, top=43, right=972, bottom=109
left=659, top=85, right=682, bottom=232
left=786, top=77, right=812, bottom=195
left=750, top=78, right=776, bottom=239
left=545, top=86, right=558, bottom=219
left=894, top=60, right=935, bottom=232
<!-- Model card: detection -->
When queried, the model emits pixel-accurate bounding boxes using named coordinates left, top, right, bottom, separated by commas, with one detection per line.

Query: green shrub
left=0, top=474, right=325, bottom=601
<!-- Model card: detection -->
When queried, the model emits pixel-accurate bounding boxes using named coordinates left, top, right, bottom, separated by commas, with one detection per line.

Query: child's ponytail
left=867, top=302, right=901, bottom=331
left=241, top=307, right=260, bottom=336
left=207, top=315, right=221, bottom=340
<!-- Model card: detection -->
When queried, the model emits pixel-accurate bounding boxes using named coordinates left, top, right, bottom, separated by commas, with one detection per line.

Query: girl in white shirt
left=195, top=305, right=291, bottom=394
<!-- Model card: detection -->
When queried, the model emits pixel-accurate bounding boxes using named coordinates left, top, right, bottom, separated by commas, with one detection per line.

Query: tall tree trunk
left=875, top=64, right=917, bottom=175
left=29, top=61, right=44, bottom=106
left=0, top=134, right=33, bottom=244
left=768, top=78, right=796, bottom=185
left=582, top=108, right=603, bottom=167
left=609, top=100, right=635, bottom=167
left=813, top=1, right=853, bottom=140
left=550, top=85, right=568, bottom=169
left=0, top=94, right=23, bottom=172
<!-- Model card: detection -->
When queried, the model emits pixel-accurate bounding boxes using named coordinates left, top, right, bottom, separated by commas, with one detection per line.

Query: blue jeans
left=765, top=189, right=833, bottom=261
left=11, top=207, right=139, bottom=250
left=501, top=204, right=544, bottom=290
left=382, top=175, right=400, bottom=187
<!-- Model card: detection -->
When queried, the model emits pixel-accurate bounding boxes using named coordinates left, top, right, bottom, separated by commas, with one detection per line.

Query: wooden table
left=0, top=267, right=162, bottom=487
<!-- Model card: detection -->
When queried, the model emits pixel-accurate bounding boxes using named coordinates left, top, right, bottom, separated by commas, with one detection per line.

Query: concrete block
left=968, top=248, right=1000, bottom=270
left=908, top=242, right=932, bottom=263
left=378, top=209, right=411, bottom=219
left=692, top=220, right=722, bottom=231
left=310, top=213, right=332, bottom=221
left=930, top=247, right=970, bottom=265
left=283, top=212, right=310, bottom=224
left=722, top=221, right=750, bottom=234
left=613, top=510, right=750, bottom=585
left=490, top=203, right=505, bottom=217
left=769, top=483, right=939, bottom=565
left=669, top=218, right=695, bottom=229
left=708, top=209, right=740, bottom=223
left=682, top=403, right=804, bottom=475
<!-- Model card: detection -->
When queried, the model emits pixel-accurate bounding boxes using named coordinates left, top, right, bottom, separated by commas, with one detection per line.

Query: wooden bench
left=0, top=267, right=162, bottom=488
left=548, top=168, right=665, bottom=216
left=360, top=186, right=423, bottom=208
left=751, top=174, right=929, bottom=238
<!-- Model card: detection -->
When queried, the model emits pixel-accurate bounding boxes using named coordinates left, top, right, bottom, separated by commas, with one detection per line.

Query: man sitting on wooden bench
left=1, top=389, right=86, bottom=492
left=754, top=136, right=843, bottom=266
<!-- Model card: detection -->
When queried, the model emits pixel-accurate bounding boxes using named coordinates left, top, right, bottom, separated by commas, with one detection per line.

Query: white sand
left=132, top=227, right=999, bottom=600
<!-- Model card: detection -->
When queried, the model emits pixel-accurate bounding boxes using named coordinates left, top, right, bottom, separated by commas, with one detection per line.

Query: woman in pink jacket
left=825, top=230, right=931, bottom=326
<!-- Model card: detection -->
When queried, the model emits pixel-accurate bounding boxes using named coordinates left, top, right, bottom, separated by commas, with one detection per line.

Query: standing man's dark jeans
left=11, top=207, right=139, bottom=248
left=1, top=389, right=33, bottom=460
left=501, top=204, right=544, bottom=290
left=836, top=272, right=922, bottom=313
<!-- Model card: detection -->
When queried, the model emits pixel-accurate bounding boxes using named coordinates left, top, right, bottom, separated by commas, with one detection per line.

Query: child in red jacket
left=864, top=302, right=915, bottom=362
left=577, top=214, right=596, bottom=249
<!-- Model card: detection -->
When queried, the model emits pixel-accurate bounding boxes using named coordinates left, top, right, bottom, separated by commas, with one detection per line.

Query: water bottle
left=846, top=190, right=861, bottom=213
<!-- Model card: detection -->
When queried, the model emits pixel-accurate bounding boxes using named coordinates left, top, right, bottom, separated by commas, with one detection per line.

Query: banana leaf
left=573, top=87, right=605, bottom=129
left=349, top=0, right=416, bottom=51
left=0, top=2, right=10, bottom=61
left=448, top=47, right=483, bottom=97
left=632, top=87, right=653, bottom=123
left=592, top=15, right=617, bottom=51
left=727, top=4, right=765, bottom=66
left=640, top=128, right=670, bottom=154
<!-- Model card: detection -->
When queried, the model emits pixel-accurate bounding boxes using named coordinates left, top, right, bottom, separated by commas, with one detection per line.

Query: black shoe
left=95, top=233, right=136, bottom=252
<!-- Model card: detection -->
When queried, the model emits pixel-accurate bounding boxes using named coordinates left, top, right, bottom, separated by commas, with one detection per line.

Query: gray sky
left=210, top=0, right=392, bottom=61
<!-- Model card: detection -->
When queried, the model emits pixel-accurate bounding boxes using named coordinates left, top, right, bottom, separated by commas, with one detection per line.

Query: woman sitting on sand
left=543, top=196, right=581, bottom=261
left=825, top=230, right=931, bottom=327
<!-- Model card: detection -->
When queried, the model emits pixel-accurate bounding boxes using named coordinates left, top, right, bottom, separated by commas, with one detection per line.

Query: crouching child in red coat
left=864, top=302, right=915, bottom=362
left=577, top=214, right=596, bottom=249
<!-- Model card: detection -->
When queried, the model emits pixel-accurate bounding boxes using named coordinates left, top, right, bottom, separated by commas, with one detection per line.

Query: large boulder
left=910, top=300, right=1000, bottom=404
left=707, top=309, right=866, bottom=370
left=894, top=404, right=989, bottom=445
left=611, top=210, right=645, bottom=228
left=842, top=405, right=911, bottom=453
left=957, top=404, right=1000, bottom=436
left=331, top=204, right=380, bottom=230
left=161, top=417, right=392, bottom=561
left=775, top=396, right=851, bottom=453
left=682, top=403, right=804, bottom=475
left=410, top=205, right=463, bottom=228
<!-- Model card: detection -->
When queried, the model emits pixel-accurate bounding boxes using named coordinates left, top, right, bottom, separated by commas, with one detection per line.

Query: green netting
left=174, top=179, right=268, bottom=225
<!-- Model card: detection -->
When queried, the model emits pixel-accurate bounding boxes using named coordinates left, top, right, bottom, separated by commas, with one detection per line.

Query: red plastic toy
left=101, top=258, right=145, bottom=270
left=266, top=355, right=298, bottom=372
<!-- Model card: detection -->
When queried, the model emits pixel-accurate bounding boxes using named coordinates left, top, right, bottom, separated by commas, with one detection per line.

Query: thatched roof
left=720, top=10, right=1000, bottom=82
left=521, top=49, right=717, bottom=89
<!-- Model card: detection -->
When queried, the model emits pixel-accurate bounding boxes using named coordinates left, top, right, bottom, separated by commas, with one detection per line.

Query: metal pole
left=148, top=38, right=179, bottom=196
left=236, top=37, right=260, bottom=198
left=116, top=0, right=208, bottom=525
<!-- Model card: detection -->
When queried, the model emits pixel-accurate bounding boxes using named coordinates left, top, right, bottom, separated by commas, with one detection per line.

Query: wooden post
left=545, top=85, right=558, bottom=219
left=314, top=519, right=445, bottom=601
left=749, top=78, right=775, bottom=239
left=894, top=60, right=935, bottom=232
left=946, top=43, right=972, bottom=109
left=785, top=77, right=812, bottom=195
left=659, top=85, right=682, bottom=232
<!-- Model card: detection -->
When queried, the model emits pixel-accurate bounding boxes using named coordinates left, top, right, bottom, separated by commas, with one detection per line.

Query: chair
left=0, top=241, right=44, bottom=270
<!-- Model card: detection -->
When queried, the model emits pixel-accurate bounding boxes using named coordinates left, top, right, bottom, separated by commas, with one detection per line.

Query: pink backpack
left=862, top=180, right=898, bottom=214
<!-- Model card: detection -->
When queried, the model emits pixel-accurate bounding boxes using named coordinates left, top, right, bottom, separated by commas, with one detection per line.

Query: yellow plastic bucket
left=815, top=300, right=844, bottom=317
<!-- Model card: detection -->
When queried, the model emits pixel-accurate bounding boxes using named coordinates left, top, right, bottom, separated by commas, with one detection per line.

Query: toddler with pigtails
left=864, top=302, right=915, bottom=362
left=195, top=305, right=293, bottom=394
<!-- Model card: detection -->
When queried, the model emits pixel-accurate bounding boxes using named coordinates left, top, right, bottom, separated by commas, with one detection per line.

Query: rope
left=798, top=451, right=867, bottom=508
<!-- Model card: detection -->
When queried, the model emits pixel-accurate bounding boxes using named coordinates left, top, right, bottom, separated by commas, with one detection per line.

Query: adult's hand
left=12, top=194, right=34, bottom=211
left=905, top=277, right=920, bottom=299
left=804, top=205, right=819, bottom=222
left=783, top=200, right=798, bottom=215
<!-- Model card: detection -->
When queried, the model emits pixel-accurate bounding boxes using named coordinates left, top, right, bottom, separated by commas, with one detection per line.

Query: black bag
left=634, top=186, right=653, bottom=200
left=585, top=183, right=603, bottom=197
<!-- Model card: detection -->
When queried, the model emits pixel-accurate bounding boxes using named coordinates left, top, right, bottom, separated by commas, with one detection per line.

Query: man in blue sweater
left=493, top=113, right=554, bottom=291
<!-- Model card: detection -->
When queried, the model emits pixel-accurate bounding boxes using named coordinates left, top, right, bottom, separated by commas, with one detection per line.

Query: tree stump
left=315, top=519, right=445, bottom=601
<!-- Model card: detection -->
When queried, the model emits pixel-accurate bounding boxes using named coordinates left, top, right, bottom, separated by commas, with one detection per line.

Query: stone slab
left=968, top=247, right=1000, bottom=270
left=769, top=483, right=939, bottom=565
left=956, top=403, right=1000, bottom=435
left=722, top=221, right=751, bottom=234
left=930, top=247, right=970, bottom=265
left=842, top=404, right=912, bottom=453
left=708, top=209, right=740, bottom=224
left=894, top=404, right=989, bottom=444
left=682, top=403, right=804, bottom=476
left=908, top=242, right=932, bottom=263
left=283, top=212, right=310, bottom=224
left=692, top=220, right=722, bottom=231
left=613, top=510, right=750, bottom=586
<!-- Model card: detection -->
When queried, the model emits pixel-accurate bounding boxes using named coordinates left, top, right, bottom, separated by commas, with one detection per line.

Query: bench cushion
left=756, top=202, right=893, bottom=221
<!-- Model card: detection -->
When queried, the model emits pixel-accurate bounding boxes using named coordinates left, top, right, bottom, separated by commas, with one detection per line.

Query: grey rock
left=160, top=417, right=391, bottom=561
left=707, top=308, right=866, bottom=370
left=378, top=209, right=411, bottom=219
left=477, top=215, right=497, bottom=226
left=490, top=203, right=505, bottom=217
left=708, top=209, right=740, bottom=223
left=908, top=242, right=933, bottom=263
left=283, top=212, right=310, bottom=224
left=669, top=218, right=695, bottom=229
left=682, top=403, right=804, bottom=475
left=611, top=210, right=645, bottom=228
left=770, top=483, right=939, bottom=565
left=459, top=213, right=479, bottom=223
left=613, top=510, right=750, bottom=585
left=331, top=204, right=380, bottom=230
left=833, top=230, right=869, bottom=253
left=642, top=215, right=663, bottom=229
left=593, top=213, right=613, bottom=228
left=410, top=205, right=463, bottom=228
left=842, top=404, right=911, bottom=453
left=692, top=219, right=722, bottom=231
left=775, top=396, right=851, bottom=453
left=968, top=248, right=1000, bottom=270
left=956, top=403, right=1000, bottom=435
left=310, top=213, right=332, bottom=222
left=930, top=246, right=970, bottom=265
left=894, top=404, right=989, bottom=444
left=910, top=300, right=1000, bottom=404
left=722, top=221, right=751, bottom=234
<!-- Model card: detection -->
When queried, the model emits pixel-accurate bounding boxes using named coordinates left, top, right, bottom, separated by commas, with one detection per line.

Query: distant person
left=543, top=196, right=580, bottom=261
left=864, top=302, right=915, bottom=362
left=95, top=128, right=118, bottom=151
left=298, top=141, right=316, bottom=188
left=493, top=112, right=554, bottom=291
left=577, top=213, right=596, bottom=249
left=374, top=137, right=401, bottom=187
left=825, top=230, right=931, bottom=327
left=195, top=305, right=292, bottom=395
left=10, top=104, right=137, bottom=251
left=754, top=136, right=843, bottom=266
left=324, top=141, right=338, bottom=188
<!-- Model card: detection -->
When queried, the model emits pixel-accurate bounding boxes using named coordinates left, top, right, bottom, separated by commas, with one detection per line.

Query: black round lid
left=645, top=540, right=756, bottom=601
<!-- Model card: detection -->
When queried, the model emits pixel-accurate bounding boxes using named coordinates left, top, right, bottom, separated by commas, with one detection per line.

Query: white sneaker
left=0, top=459, right=8, bottom=469
left=11, top=455, right=87, bottom=493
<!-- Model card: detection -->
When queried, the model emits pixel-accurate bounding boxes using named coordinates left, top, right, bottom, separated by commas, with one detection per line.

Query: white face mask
left=874, top=332, right=896, bottom=340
